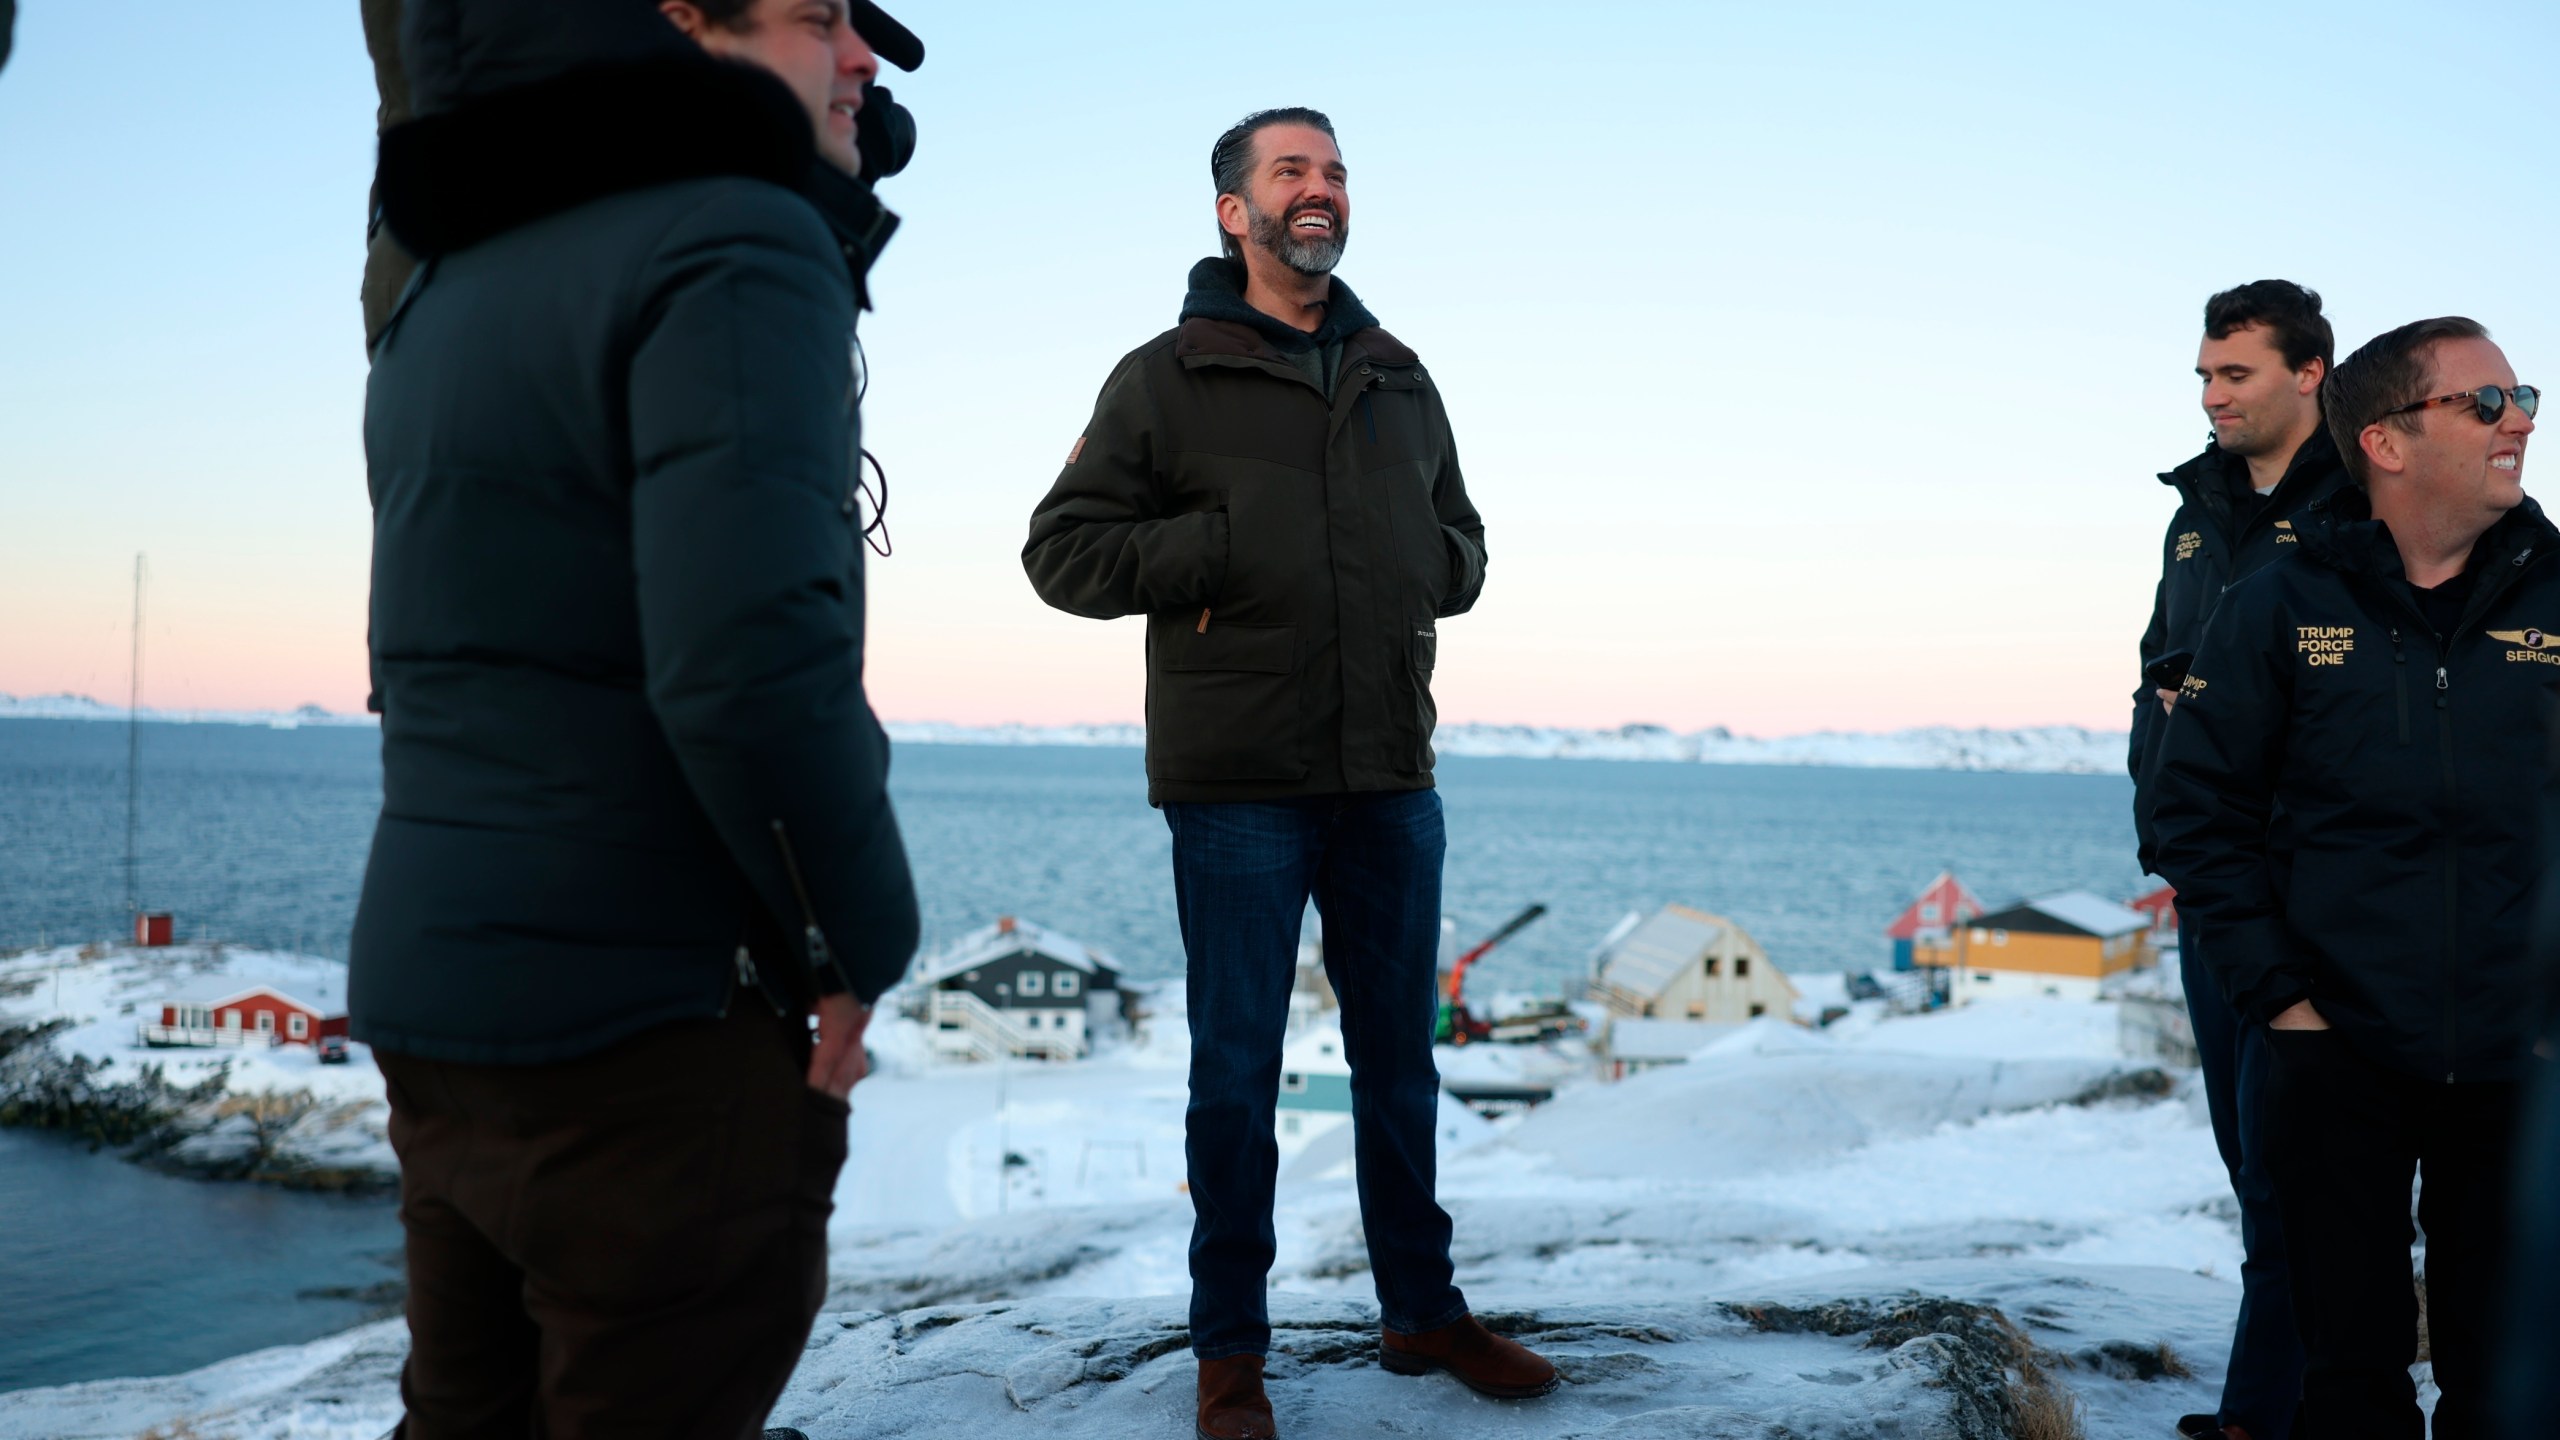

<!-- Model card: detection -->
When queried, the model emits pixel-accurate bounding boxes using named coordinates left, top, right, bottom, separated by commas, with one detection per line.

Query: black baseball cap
left=851, top=0, right=923, bottom=71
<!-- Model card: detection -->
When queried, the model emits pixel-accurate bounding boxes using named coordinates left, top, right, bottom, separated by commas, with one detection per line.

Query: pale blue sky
left=3, top=1, right=2554, bottom=730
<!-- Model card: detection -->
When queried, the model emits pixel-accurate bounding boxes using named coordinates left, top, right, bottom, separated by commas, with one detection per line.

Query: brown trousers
left=378, top=1006, right=847, bottom=1439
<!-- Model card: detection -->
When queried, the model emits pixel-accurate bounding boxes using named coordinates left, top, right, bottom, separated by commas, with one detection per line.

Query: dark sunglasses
left=2380, top=383, right=2540, bottom=426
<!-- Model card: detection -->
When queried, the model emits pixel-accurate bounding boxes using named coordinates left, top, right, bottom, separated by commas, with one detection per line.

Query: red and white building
left=140, top=982, right=349, bottom=1049
left=1885, top=871, right=1986, bottom=971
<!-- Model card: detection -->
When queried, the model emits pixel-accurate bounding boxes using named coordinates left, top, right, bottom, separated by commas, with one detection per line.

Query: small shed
left=904, top=916, right=1123, bottom=1061
left=142, top=982, right=346, bottom=1048
left=1884, top=871, right=1986, bottom=970
left=1586, top=904, right=1799, bottom=1025
left=1912, top=890, right=2154, bottom=1004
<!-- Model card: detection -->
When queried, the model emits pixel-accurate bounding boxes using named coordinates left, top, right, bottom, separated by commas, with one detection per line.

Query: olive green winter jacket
left=1024, top=261, right=1487, bottom=805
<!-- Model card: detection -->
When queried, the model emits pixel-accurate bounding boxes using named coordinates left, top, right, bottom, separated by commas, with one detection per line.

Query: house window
left=1281, top=1072, right=1307, bottom=1093
left=288, top=1014, right=308, bottom=1039
left=1283, top=1115, right=1301, bottom=1135
left=1920, top=903, right=1939, bottom=922
left=1018, top=971, right=1045, bottom=998
left=1704, top=957, right=1719, bottom=976
left=1750, top=1003, right=1767, bottom=1018
left=257, top=1012, right=275, bottom=1034
left=1686, top=1001, right=1706, bottom=1018
left=1975, top=972, right=1994, bottom=983
left=1992, top=930, right=2008, bottom=946
left=1735, top=957, right=1750, bottom=977
left=221, top=1009, right=241, bottom=1029
left=1054, top=972, right=1080, bottom=997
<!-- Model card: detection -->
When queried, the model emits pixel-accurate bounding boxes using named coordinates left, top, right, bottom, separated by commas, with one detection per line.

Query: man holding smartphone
left=2131, top=280, right=2345, bottom=1440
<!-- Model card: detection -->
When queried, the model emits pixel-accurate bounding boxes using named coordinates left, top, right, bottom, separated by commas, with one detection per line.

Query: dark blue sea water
left=0, top=1126, right=403, bottom=1393
left=0, top=718, right=2143, bottom=991
left=0, top=717, right=2141, bottom=1393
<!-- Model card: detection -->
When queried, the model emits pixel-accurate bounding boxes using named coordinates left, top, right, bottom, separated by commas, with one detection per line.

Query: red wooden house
left=2127, top=884, right=2179, bottom=942
left=142, top=982, right=348, bottom=1049
left=1885, top=871, right=1986, bottom=971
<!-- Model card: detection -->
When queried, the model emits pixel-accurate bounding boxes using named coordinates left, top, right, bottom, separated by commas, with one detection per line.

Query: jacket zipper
left=2434, top=657, right=2458, bottom=1083
left=731, top=945, right=785, bottom=1017
left=769, top=819, right=849, bottom=995
left=2388, top=628, right=2409, bottom=744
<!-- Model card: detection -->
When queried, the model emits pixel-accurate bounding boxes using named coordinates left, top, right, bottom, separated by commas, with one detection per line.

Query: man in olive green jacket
left=1024, top=107, right=1549, bottom=1440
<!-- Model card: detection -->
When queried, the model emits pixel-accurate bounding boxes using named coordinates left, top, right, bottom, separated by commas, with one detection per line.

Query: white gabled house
left=900, top=916, right=1123, bottom=1062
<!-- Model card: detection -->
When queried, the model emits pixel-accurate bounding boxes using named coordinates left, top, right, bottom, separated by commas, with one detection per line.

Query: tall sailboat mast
left=125, top=553, right=145, bottom=918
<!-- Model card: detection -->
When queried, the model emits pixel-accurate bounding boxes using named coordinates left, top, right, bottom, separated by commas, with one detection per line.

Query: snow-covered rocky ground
left=0, top=938, right=2261, bottom=1438
left=0, top=945, right=393, bottom=1183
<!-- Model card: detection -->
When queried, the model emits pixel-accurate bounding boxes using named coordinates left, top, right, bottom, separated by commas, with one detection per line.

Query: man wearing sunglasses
left=2154, top=317, right=2544, bottom=1440
left=2131, top=280, right=2345, bottom=1440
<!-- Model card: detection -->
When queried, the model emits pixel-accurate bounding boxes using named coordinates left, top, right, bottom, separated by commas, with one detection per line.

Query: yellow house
left=1911, top=890, right=2153, bottom=1004
left=1587, top=904, right=1799, bottom=1024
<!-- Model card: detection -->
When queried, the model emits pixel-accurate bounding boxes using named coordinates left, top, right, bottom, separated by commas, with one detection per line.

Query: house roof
left=1885, top=870, right=1986, bottom=940
left=907, top=916, right=1123, bottom=989
left=161, top=979, right=333, bottom=1012
left=1974, top=890, right=2150, bottom=939
left=1593, top=905, right=1728, bottom=1000
left=1605, top=1017, right=1745, bottom=1063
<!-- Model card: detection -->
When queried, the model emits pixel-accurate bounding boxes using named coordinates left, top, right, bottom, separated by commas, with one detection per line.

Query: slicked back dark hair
left=1209, top=107, right=1337, bottom=261
left=2204, top=279, right=2334, bottom=374
left=2323, top=316, right=2493, bottom=486
left=679, top=0, right=758, bottom=29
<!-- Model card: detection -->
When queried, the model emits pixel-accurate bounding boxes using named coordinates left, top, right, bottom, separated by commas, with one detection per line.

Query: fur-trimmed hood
left=379, top=0, right=893, bottom=294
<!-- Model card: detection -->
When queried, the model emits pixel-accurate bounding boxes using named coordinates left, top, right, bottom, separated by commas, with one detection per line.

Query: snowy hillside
left=0, top=941, right=2258, bottom=1438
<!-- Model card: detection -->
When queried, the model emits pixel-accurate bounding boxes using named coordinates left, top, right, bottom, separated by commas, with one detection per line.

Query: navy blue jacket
left=351, top=0, right=917, bottom=1064
left=2130, top=429, right=2349, bottom=873
left=2153, top=487, right=2559, bottom=1082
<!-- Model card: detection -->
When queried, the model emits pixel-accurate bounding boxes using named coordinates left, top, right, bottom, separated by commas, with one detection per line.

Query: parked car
left=317, top=1034, right=351, bottom=1064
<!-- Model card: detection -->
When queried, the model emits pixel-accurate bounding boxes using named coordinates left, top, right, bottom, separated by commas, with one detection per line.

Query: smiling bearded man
left=1023, top=108, right=1557, bottom=1440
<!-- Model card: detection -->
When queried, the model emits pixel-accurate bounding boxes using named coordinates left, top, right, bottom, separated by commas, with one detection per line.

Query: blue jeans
left=2185, top=923, right=2304, bottom=1440
left=1164, top=789, right=1468, bottom=1360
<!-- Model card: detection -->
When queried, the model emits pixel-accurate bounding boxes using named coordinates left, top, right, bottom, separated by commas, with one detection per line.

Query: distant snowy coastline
left=0, top=692, right=374, bottom=729
left=1, top=694, right=2127, bottom=775
left=887, top=720, right=2130, bottom=775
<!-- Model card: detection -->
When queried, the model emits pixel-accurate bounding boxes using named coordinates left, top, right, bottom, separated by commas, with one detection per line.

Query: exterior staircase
left=928, top=989, right=1080, bottom=1063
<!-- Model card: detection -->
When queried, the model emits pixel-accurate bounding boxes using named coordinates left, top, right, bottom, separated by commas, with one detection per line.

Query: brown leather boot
left=1379, top=1314, right=1560, bottom=1399
left=1195, top=1353, right=1277, bottom=1440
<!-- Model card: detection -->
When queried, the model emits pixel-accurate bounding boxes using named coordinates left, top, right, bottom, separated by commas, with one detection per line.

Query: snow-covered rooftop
left=158, top=976, right=339, bottom=1010
left=1592, top=904, right=1729, bottom=999
left=2013, top=890, right=2150, bottom=938
left=906, top=917, right=1123, bottom=989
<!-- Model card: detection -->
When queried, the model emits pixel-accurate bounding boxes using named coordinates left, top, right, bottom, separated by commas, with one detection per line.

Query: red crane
left=1434, top=904, right=1548, bottom=1045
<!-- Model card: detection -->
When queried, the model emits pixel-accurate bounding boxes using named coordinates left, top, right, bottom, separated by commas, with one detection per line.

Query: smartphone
left=2142, top=651, right=2194, bottom=691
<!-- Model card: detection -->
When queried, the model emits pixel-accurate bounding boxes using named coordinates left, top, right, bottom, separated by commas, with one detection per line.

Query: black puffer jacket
left=351, top=0, right=916, bottom=1064
left=2152, top=487, right=2560, bottom=1082
left=2130, top=429, right=2348, bottom=872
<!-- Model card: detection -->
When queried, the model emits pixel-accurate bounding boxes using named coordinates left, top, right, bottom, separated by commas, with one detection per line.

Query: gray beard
left=1248, top=202, right=1347, bottom=277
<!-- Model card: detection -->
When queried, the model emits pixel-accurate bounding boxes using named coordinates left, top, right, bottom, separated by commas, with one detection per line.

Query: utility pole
left=125, top=554, right=147, bottom=923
